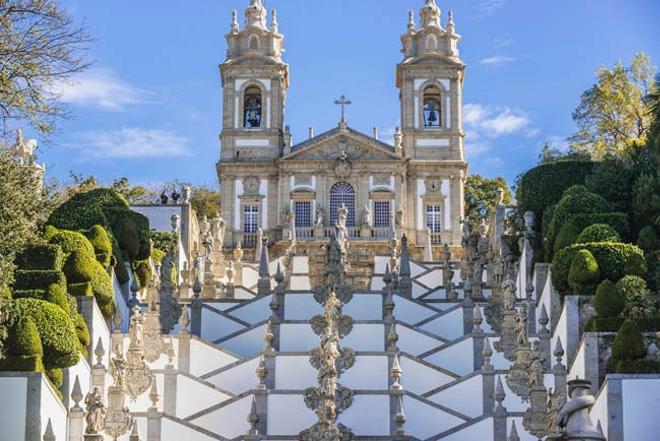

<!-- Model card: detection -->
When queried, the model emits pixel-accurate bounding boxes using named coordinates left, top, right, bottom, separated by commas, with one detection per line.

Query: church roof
left=285, top=125, right=398, bottom=160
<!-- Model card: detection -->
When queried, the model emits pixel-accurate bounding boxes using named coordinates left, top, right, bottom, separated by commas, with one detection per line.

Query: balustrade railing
left=292, top=226, right=394, bottom=241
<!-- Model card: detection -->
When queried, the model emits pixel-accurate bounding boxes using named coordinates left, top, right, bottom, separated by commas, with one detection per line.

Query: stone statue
left=84, top=387, right=106, bottom=433
left=111, top=351, right=129, bottom=390
left=285, top=209, right=296, bottom=241
left=554, top=380, right=605, bottom=440
left=527, top=341, right=545, bottom=388
left=171, top=188, right=181, bottom=204
left=315, top=207, right=325, bottom=227
left=171, top=214, right=181, bottom=233
left=362, top=204, right=372, bottom=227
left=160, top=190, right=168, bottom=204
left=395, top=208, right=404, bottom=228
left=211, top=212, right=226, bottom=247
left=335, top=203, right=349, bottom=248
left=181, top=185, right=192, bottom=203
left=461, top=217, right=472, bottom=244
left=514, top=307, right=528, bottom=347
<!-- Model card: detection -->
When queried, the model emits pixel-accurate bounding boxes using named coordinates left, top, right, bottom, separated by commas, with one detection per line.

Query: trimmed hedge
left=611, top=318, right=646, bottom=364
left=0, top=317, right=44, bottom=372
left=90, top=260, right=115, bottom=318
left=48, top=229, right=95, bottom=258
left=552, top=242, right=644, bottom=296
left=568, top=249, right=601, bottom=295
left=553, top=220, right=582, bottom=254
left=13, top=270, right=66, bottom=292
left=567, top=212, right=630, bottom=240
left=74, top=314, right=90, bottom=355
left=617, top=275, right=655, bottom=319
left=16, top=298, right=80, bottom=369
left=84, top=225, right=113, bottom=268
left=14, top=245, right=63, bottom=271
left=586, top=317, right=660, bottom=332
left=62, top=250, right=95, bottom=284
left=67, top=282, right=93, bottom=297
left=546, top=185, right=610, bottom=257
left=576, top=224, right=621, bottom=244
left=516, top=160, right=594, bottom=219
left=615, top=359, right=660, bottom=374
left=593, top=280, right=624, bottom=318
left=624, top=253, right=647, bottom=277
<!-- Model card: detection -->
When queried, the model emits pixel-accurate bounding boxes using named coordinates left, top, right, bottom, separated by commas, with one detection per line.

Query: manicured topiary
left=0, top=317, right=44, bottom=372
left=593, top=280, right=624, bottom=318
left=551, top=242, right=644, bottom=296
left=546, top=185, right=610, bottom=257
left=84, top=225, right=113, bottom=268
left=62, top=249, right=95, bottom=284
left=13, top=270, right=66, bottom=292
left=0, top=287, right=11, bottom=298
left=16, top=298, right=79, bottom=369
left=113, top=217, right=139, bottom=260
left=45, top=284, right=69, bottom=312
left=74, top=314, right=90, bottom=355
left=624, top=253, right=647, bottom=277
left=576, top=224, right=621, bottom=244
left=568, top=249, right=601, bottom=295
left=133, top=260, right=151, bottom=289
left=567, top=212, right=630, bottom=240
left=617, top=275, right=655, bottom=319
left=67, top=282, right=93, bottom=297
left=151, top=248, right=165, bottom=264
left=90, top=260, right=115, bottom=318
left=554, top=220, right=582, bottom=253
left=46, top=367, right=64, bottom=396
left=48, top=230, right=95, bottom=258
left=14, top=244, right=64, bottom=271
left=646, top=250, right=660, bottom=292
left=637, top=225, right=659, bottom=252
left=611, top=318, right=646, bottom=366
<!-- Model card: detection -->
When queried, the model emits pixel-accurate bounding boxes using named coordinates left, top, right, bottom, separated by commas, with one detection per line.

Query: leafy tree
left=111, top=177, right=153, bottom=204
left=0, top=0, right=91, bottom=138
left=189, top=185, right=221, bottom=219
left=63, top=172, right=98, bottom=200
left=464, top=174, right=512, bottom=225
left=570, top=53, right=656, bottom=159
left=0, top=150, right=55, bottom=287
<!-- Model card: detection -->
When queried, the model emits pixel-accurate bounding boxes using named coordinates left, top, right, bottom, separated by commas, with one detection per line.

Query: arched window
left=426, top=34, right=438, bottom=51
left=244, top=87, right=262, bottom=128
left=423, top=86, right=442, bottom=128
left=330, top=182, right=355, bottom=227
left=249, top=35, right=259, bottom=50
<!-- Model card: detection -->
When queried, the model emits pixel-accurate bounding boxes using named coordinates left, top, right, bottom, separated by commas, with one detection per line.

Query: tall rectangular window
left=426, top=205, right=442, bottom=233
left=295, top=201, right=312, bottom=228
left=374, top=201, right=391, bottom=228
left=243, top=205, right=259, bottom=233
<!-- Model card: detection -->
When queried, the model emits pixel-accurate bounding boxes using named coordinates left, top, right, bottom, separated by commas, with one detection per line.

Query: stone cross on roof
left=334, top=95, right=352, bottom=124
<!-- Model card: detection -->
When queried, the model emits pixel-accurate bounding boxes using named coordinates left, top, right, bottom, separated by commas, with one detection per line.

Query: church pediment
left=282, top=126, right=401, bottom=162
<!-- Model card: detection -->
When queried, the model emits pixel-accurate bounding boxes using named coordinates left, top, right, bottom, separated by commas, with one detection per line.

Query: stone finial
left=271, top=9, right=279, bottom=33
left=112, top=304, right=123, bottom=332
left=472, top=306, right=484, bottom=335
left=384, top=291, right=395, bottom=320
left=264, top=320, right=275, bottom=354
left=539, top=304, right=549, bottom=332
left=231, top=9, right=239, bottom=33
left=43, top=418, right=55, bottom=441
left=383, top=262, right=392, bottom=286
left=248, top=396, right=259, bottom=435
left=71, top=375, right=83, bottom=410
left=149, top=380, right=160, bottom=408
left=554, top=337, right=565, bottom=369
left=394, top=126, right=403, bottom=154
left=245, top=0, right=267, bottom=30
left=391, top=353, right=403, bottom=390
left=129, top=421, right=142, bottom=441
left=419, top=0, right=441, bottom=28
left=399, top=235, right=410, bottom=277
left=507, top=420, right=520, bottom=441
left=257, top=238, right=271, bottom=296
left=192, top=275, right=202, bottom=297
left=407, top=10, right=415, bottom=33
left=387, top=322, right=399, bottom=352
left=178, top=306, right=190, bottom=334
left=94, top=337, right=105, bottom=367
left=482, top=337, right=493, bottom=372
left=274, top=262, right=284, bottom=285
left=556, top=379, right=605, bottom=440
left=494, top=375, right=507, bottom=414
left=393, top=394, right=407, bottom=435
left=256, top=354, right=267, bottom=388
left=166, top=338, right=175, bottom=365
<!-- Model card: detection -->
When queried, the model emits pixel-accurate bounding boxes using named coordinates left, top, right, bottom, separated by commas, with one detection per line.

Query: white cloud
left=55, top=68, right=147, bottom=111
left=476, top=0, right=506, bottom=16
left=66, top=128, right=191, bottom=160
left=480, top=55, right=516, bottom=66
left=463, top=103, right=530, bottom=139
left=480, top=109, right=529, bottom=136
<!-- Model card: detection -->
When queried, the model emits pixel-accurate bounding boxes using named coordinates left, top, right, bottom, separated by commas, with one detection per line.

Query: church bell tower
left=219, top=0, right=289, bottom=162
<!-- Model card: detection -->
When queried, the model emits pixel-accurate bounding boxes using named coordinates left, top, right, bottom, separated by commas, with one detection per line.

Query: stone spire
left=508, top=421, right=520, bottom=441
left=407, top=10, right=416, bottom=33
left=230, top=9, right=239, bottom=33
left=257, top=237, right=271, bottom=296
left=419, top=0, right=442, bottom=28
left=245, top=0, right=267, bottom=30
left=43, top=418, right=55, bottom=441
left=271, top=9, right=279, bottom=33
left=398, top=235, right=412, bottom=298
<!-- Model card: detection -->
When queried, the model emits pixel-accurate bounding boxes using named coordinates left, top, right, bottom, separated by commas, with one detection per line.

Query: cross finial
left=334, top=95, right=352, bottom=124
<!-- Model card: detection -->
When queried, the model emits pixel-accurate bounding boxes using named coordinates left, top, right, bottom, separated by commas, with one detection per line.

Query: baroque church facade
left=217, top=0, right=467, bottom=251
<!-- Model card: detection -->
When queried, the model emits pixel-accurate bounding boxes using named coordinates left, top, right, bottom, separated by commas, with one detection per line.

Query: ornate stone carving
left=243, top=176, right=261, bottom=195
left=123, top=307, right=154, bottom=401
left=303, top=383, right=353, bottom=415
left=84, top=387, right=106, bottom=434
left=548, top=379, right=605, bottom=440
left=334, top=145, right=352, bottom=179
left=373, top=175, right=390, bottom=186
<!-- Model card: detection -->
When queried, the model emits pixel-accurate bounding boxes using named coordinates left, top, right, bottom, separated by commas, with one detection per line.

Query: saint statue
left=84, top=387, right=106, bottom=434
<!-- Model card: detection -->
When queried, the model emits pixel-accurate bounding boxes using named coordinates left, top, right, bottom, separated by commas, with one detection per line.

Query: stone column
left=190, top=278, right=203, bottom=338
left=177, top=332, right=191, bottom=375
left=163, top=365, right=177, bottom=415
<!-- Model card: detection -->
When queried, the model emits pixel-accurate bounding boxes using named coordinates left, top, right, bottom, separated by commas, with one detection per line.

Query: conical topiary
left=611, top=318, right=646, bottom=363
left=568, top=249, right=601, bottom=295
left=593, top=280, right=624, bottom=318
left=554, top=220, right=582, bottom=253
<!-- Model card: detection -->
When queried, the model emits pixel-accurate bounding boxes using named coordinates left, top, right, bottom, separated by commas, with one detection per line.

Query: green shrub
left=616, top=359, right=660, bottom=374
left=46, top=367, right=63, bottom=390
left=515, top=160, right=594, bottom=219
left=611, top=318, right=646, bottom=364
left=84, top=225, right=113, bottom=268
left=151, top=248, right=165, bottom=264
left=14, top=245, right=63, bottom=271
left=586, top=317, right=660, bottom=332
left=568, top=249, right=601, bottom=295
left=48, top=230, right=95, bottom=258
left=0, top=287, right=11, bottom=298
left=67, top=282, right=93, bottom=297
left=151, top=230, right=178, bottom=256
left=133, top=260, right=152, bottom=289
left=624, top=253, right=647, bottom=277
left=74, top=314, right=90, bottom=355
left=551, top=242, right=644, bottom=296
left=593, top=280, right=624, bottom=318
left=567, top=212, right=630, bottom=241
left=546, top=185, right=610, bottom=257
left=617, top=275, right=655, bottom=318
left=16, top=298, right=79, bottom=369
left=47, top=188, right=127, bottom=231
left=554, top=220, right=582, bottom=253
left=90, top=261, right=115, bottom=318
left=45, top=284, right=69, bottom=312
left=646, top=250, right=660, bottom=292
left=0, top=317, right=44, bottom=372
left=113, top=217, right=139, bottom=260
left=637, top=225, right=659, bottom=251
left=62, top=250, right=95, bottom=284
left=13, top=270, right=66, bottom=292
left=0, top=297, right=20, bottom=357
left=576, top=224, right=621, bottom=244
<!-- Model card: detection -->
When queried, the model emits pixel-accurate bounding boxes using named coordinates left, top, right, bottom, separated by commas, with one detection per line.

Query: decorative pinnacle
left=264, top=320, right=275, bottom=353
left=274, top=262, right=284, bottom=285
left=539, top=304, right=549, bottom=332
left=248, top=396, right=259, bottom=433
left=94, top=337, right=105, bottom=366
left=393, top=394, right=407, bottom=435
left=508, top=420, right=520, bottom=441
left=71, top=375, right=83, bottom=410
left=256, top=354, right=267, bottom=388
left=391, top=353, right=403, bottom=390
left=149, top=380, right=160, bottom=407
left=383, top=263, right=392, bottom=285
left=482, top=337, right=494, bottom=372
left=43, top=418, right=55, bottom=441
left=494, top=375, right=506, bottom=413
left=231, top=10, right=239, bottom=33
left=112, top=303, right=123, bottom=332
left=167, top=338, right=175, bottom=365
left=192, top=275, right=202, bottom=297
left=407, top=10, right=415, bottom=33
left=472, top=306, right=484, bottom=334
left=271, top=9, right=279, bottom=33
left=554, top=337, right=565, bottom=364
left=388, top=322, right=399, bottom=352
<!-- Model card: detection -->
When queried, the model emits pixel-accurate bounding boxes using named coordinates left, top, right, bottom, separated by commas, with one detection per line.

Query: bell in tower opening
left=423, top=85, right=442, bottom=128
left=244, top=86, right=263, bottom=128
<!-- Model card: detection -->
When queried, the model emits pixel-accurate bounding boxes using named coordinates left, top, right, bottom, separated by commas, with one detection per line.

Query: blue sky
left=36, top=0, right=660, bottom=188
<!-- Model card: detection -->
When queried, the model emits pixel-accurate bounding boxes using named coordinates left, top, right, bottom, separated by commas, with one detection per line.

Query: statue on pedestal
left=84, top=387, right=106, bottom=434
